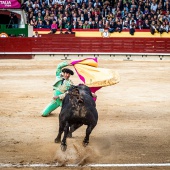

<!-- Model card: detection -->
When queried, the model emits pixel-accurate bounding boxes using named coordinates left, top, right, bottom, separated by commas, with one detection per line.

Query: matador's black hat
left=62, top=68, right=74, bottom=75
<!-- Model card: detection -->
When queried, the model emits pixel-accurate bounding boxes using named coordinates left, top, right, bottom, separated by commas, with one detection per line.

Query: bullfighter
left=42, top=61, right=74, bottom=117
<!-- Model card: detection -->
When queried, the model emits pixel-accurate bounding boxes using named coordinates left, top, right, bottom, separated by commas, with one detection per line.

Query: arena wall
left=0, top=30, right=170, bottom=60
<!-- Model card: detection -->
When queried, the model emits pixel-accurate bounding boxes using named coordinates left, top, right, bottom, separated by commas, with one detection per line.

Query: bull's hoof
left=67, top=132, right=72, bottom=138
left=83, top=141, right=89, bottom=147
left=61, top=143, right=67, bottom=151
left=54, top=138, right=61, bottom=143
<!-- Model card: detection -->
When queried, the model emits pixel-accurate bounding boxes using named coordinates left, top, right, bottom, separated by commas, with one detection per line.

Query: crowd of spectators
left=21, top=0, right=170, bottom=34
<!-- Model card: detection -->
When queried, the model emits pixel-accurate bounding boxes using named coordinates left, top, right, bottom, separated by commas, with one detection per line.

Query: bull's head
left=69, top=86, right=84, bottom=106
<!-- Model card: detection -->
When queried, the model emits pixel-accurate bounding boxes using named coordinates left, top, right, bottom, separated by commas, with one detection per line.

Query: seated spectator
left=107, top=12, right=114, bottom=21
left=80, top=13, right=85, bottom=23
left=36, top=12, right=44, bottom=22
left=30, top=16, right=38, bottom=28
left=108, top=20, right=116, bottom=33
left=122, top=17, right=130, bottom=29
left=37, top=20, right=44, bottom=28
left=72, top=12, right=77, bottom=23
left=78, top=20, right=83, bottom=29
left=83, top=20, right=90, bottom=29
left=136, top=8, right=143, bottom=20
left=41, top=3, right=46, bottom=16
left=150, top=0, right=158, bottom=12
left=84, top=9, right=89, bottom=21
left=150, top=21, right=158, bottom=35
left=122, top=20, right=130, bottom=29
left=121, top=7, right=128, bottom=19
left=164, top=1, right=170, bottom=11
left=65, top=22, right=72, bottom=31
left=143, top=7, right=150, bottom=16
left=115, top=20, right=122, bottom=33
left=24, top=0, right=33, bottom=9
left=129, top=17, right=136, bottom=26
left=136, top=18, right=144, bottom=29
left=129, top=20, right=136, bottom=35
left=94, top=0, right=101, bottom=8
left=104, top=19, right=109, bottom=29
left=88, top=18, right=93, bottom=25
left=44, top=21, right=51, bottom=29
left=33, top=7, right=39, bottom=16
left=58, top=19, right=63, bottom=32
left=32, top=1, right=39, bottom=9
left=97, top=20, right=104, bottom=29
left=123, top=1, right=130, bottom=13
left=50, top=20, right=58, bottom=34
left=130, top=1, right=138, bottom=11
left=136, top=21, right=143, bottom=30
left=116, top=9, right=122, bottom=19
left=63, top=16, right=68, bottom=26
left=27, top=11, right=34, bottom=24
left=90, top=21, right=97, bottom=29
left=143, top=19, right=150, bottom=29
left=164, top=18, right=169, bottom=27
left=159, top=21, right=169, bottom=34
left=57, top=0, right=65, bottom=6
left=87, top=1, right=93, bottom=11
left=164, top=11, right=170, bottom=22
left=157, top=1, right=163, bottom=11
left=144, top=1, right=151, bottom=11
left=138, top=1, right=144, bottom=12
left=64, top=11, right=71, bottom=23
left=72, top=20, right=79, bottom=29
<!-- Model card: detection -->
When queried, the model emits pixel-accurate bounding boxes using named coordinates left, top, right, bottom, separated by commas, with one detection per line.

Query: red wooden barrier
left=0, top=36, right=170, bottom=54
left=0, top=54, right=32, bottom=59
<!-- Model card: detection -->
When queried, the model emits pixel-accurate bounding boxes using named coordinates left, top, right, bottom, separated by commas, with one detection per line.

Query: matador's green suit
left=42, top=61, right=73, bottom=117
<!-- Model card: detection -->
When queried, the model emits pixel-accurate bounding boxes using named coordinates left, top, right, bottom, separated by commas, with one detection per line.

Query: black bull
left=54, top=84, right=98, bottom=151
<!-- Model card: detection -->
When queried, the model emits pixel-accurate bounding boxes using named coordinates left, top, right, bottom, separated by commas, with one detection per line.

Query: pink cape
left=71, top=58, right=120, bottom=100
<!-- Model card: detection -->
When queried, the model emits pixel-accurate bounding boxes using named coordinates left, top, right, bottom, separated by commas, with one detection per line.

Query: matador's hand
left=53, top=96, right=59, bottom=100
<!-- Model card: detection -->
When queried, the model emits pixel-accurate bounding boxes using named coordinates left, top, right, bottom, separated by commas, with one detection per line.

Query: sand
left=0, top=58, right=170, bottom=170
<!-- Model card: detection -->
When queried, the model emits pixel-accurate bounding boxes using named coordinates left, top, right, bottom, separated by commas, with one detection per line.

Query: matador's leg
left=41, top=99, right=61, bottom=117
left=42, top=90, right=62, bottom=117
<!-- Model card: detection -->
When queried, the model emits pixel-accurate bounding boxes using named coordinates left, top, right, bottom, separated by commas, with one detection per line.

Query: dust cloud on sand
left=54, top=142, right=100, bottom=166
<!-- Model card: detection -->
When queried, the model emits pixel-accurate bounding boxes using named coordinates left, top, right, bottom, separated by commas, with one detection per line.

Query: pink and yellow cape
left=71, top=58, right=120, bottom=94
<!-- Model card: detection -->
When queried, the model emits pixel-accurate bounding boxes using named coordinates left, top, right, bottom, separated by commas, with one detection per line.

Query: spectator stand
left=21, top=0, right=170, bottom=37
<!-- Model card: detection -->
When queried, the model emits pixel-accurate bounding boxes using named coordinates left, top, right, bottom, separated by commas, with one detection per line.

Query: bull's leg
left=61, top=121, right=69, bottom=151
left=54, top=121, right=65, bottom=143
left=83, top=124, right=96, bottom=147
left=67, top=123, right=83, bottom=138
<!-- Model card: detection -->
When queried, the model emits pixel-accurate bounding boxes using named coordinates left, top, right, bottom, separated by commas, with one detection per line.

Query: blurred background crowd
left=21, top=0, right=170, bottom=34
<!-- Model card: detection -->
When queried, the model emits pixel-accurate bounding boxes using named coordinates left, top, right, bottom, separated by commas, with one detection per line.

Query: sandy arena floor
left=0, top=58, right=170, bottom=170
